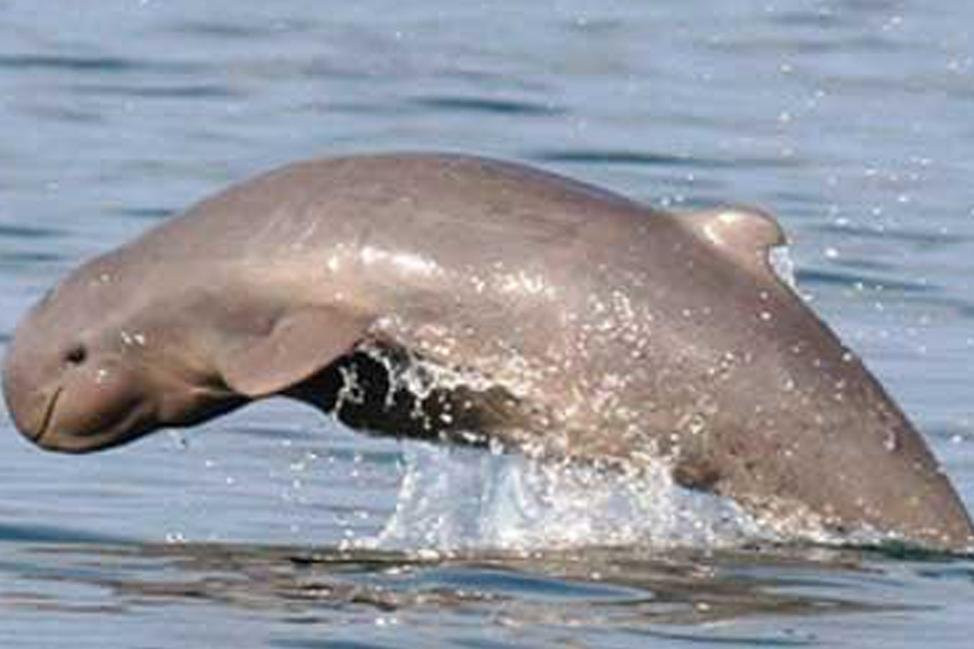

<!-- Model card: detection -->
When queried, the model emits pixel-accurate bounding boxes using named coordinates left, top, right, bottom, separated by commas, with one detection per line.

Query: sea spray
left=369, top=441, right=776, bottom=552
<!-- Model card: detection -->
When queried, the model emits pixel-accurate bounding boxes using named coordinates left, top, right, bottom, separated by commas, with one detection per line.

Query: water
left=2, top=0, right=974, bottom=646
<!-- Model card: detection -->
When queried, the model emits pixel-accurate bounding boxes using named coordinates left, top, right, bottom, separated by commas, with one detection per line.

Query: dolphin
left=3, top=153, right=971, bottom=549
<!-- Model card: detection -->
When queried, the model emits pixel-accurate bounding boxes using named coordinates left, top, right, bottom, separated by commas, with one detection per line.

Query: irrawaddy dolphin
left=3, top=153, right=972, bottom=549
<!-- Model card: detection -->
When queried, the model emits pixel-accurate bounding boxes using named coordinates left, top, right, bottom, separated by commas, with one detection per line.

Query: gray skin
left=3, top=154, right=972, bottom=550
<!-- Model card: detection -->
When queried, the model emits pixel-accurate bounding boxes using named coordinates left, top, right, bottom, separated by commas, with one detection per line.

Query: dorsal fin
left=679, top=206, right=787, bottom=279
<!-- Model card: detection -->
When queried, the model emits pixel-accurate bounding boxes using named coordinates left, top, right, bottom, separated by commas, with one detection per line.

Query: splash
left=335, top=332, right=872, bottom=553
left=769, top=244, right=797, bottom=289
left=367, top=442, right=779, bottom=552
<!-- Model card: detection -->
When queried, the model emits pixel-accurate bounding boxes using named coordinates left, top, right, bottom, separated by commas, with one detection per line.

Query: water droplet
left=884, top=431, right=898, bottom=452
left=167, top=430, right=188, bottom=449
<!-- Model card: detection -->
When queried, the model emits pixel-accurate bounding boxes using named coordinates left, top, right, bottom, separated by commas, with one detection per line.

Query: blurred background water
left=1, top=1, right=973, bottom=647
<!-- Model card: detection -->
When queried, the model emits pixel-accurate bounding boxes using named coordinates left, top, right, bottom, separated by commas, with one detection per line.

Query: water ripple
left=409, top=96, right=564, bottom=116
left=0, top=250, right=66, bottom=265
left=531, top=149, right=801, bottom=169
left=813, top=223, right=970, bottom=247
left=71, top=83, right=243, bottom=99
left=0, top=523, right=127, bottom=545
left=112, top=207, right=175, bottom=221
left=168, top=20, right=313, bottom=39
left=0, top=54, right=199, bottom=74
left=702, top=34, right=903, bottom=55
left=796, top=268, right=933, bottom=293
left=0, top=223, right=64, bottom=239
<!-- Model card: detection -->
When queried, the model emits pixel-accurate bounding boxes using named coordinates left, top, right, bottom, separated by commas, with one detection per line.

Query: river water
left=1, top=1, right=973, bottom=647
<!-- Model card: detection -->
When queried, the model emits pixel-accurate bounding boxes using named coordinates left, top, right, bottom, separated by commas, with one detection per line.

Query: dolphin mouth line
left=34, top=386, right=62, bottom=445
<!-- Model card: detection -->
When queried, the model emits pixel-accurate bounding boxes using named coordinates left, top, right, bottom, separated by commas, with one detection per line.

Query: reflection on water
left=0, top=540, right=892, bottom=632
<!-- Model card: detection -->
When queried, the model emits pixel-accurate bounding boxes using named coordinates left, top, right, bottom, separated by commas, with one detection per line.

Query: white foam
left=367, top=441, right=778, bottom=552
left=769, top=245, right=797, bottom=289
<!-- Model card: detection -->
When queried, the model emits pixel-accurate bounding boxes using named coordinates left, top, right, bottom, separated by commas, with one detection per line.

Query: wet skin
left=4, top=154, right=972, bottom=549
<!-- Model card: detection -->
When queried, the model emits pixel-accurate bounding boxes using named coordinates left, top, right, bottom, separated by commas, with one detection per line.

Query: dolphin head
left=2, top=254, right=243, bottom=453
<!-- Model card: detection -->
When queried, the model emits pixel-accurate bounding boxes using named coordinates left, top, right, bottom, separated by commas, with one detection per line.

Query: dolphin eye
left=64, top=344, right=87, bottom=366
